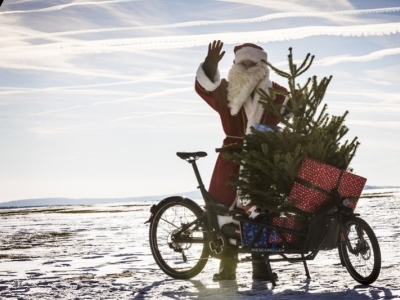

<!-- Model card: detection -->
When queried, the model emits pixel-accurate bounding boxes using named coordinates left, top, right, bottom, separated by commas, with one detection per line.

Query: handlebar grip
left=215, top=146, right=242, bottom=153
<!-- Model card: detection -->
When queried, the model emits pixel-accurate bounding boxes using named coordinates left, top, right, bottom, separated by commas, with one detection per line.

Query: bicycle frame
left=148, top=151, right=365, bottom=286
left=183, top=153, right=242, bottom=256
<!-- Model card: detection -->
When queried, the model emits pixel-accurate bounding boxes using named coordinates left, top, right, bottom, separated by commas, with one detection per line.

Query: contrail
left=3, top=22, right=400, bottom=56
left=3, top=7, right=400, bottom=40
left=0, top=0, right=140, bottom=14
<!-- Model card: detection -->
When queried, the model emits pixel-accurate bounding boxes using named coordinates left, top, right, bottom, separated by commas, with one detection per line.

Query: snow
left=0, top=188, right=399, bottom=299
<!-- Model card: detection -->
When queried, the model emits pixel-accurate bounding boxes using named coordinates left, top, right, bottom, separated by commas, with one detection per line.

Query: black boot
left=212, top=246, right=238, bottom=281
left=252, top=253, right=278, bottom=281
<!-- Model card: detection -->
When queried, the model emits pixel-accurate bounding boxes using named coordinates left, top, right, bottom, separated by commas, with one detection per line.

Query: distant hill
left=0, top=190, right=202, bottom=208
left=1, top=185, right=399, bottom=208
left=363, top=185, right=400, bottom=190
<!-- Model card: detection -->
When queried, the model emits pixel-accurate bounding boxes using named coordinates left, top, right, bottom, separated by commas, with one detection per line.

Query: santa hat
left=234, top=43, right=268, bottom=64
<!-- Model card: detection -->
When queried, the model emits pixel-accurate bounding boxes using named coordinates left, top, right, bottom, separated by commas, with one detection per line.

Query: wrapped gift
left=338, top=171, right=367, bottom=210
left=241, top=222, right=269, bottom=248
left=296, top=158, right=342, bottom=191
left=269, top=216, right=305, bottom=246
left=281, top=215, right=305, bottom=246
left=288, top=182, right=331, bottom=213
left=268, top=217, right=284, bottom=245
left=288, top=157, right=366, bottom=213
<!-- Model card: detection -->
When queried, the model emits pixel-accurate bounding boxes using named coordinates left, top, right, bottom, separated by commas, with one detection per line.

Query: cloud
left=329, top=102, right=400, bottom=115
left=26, top=122, right=95, bottom=136
left=28, top=105, right=85, bottom=117
left=25, top=108, right=217, bottom=136
left=2, top=23, right=400, bottom=61
left=0, top=0, right=140, bottom=15
left=314, top=47, right=400, bottom=66
left=0, top=73, right=194, bottom=96
left=22, top=86, right=194, bottom=120
left=0, top=62, right=139, bottom=79
left=110, top=109, right=211, bottom=122
left=219, top=0, right=355, bottom=11
left=91, top=87, right=193, bottom=106
left=347, top=119, right=400, bottom=129
left=3, top=6, right=400, bottom=42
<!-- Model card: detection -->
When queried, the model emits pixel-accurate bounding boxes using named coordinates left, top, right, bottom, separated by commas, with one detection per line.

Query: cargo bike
left=147, top=151, right=381, bottom=286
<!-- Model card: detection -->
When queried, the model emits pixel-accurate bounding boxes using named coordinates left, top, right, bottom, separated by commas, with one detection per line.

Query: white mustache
left=227, top=63, right=269, bottom=115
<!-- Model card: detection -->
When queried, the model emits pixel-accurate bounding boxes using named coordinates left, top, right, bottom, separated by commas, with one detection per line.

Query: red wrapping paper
left=288, top=182, right=331, bottom=213
left=288, top=157, right=367, bottom=213
left=269, top=216, right=304, bottom=246
left=338, top=171, right=367, bottom=210
left=297, top=158, right=342, bottom=191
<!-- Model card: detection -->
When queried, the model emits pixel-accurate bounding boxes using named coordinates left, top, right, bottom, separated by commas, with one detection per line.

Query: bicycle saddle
left=176, top=151, right=207, bottom=160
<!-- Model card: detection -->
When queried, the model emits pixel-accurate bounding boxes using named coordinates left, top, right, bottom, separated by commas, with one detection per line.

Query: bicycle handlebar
left=215, top=146, right=242, bottom=153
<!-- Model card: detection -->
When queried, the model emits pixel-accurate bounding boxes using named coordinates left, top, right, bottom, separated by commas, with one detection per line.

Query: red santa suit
left=195, top=48, right=288, bottom=207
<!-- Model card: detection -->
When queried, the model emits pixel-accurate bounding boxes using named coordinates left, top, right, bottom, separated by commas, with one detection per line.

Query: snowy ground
left=0, top=188, right=399, bottom=300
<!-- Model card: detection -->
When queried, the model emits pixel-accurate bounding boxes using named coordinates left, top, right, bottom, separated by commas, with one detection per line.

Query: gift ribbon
left=294, top=176, right=360, bottom=202
left=295, top=177, right=331, bottom=196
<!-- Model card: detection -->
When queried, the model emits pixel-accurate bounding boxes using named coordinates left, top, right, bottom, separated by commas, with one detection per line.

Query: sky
left=0, top=0, right=400, bottom=203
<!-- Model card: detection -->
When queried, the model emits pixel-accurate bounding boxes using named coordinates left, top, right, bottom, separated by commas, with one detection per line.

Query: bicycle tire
left=149, top=197, right=209, bottom=279
left=339, top=217, right=381, bottom=284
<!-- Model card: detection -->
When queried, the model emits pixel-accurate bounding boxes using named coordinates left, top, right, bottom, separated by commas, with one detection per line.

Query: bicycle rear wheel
left=149, top=197, right=209, bottom=279
left=339, top=217, right=381, bottom=284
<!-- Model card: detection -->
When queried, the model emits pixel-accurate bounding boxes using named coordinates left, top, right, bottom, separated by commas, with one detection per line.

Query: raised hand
left=206, top=40, right=225, bottom=66
left=203, top=40, right=225, bottom=80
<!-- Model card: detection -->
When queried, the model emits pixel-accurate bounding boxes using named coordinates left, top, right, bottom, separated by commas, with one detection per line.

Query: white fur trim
left=246, top=205, right=261, bottom=219
left=196, top=63, right=221, bottom=92
left=217, top=215, right=239, bottom=228
left=237, top=78, right=272, bottom=209
left=235, top=47, right=267, bottom=63
left=243, top=77, right=273, bottom=134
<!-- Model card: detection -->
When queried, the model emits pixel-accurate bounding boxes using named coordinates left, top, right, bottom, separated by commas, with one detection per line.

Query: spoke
left=160, top=217, right=180, bottom=229
left=346, top=223, right=376, bottom=278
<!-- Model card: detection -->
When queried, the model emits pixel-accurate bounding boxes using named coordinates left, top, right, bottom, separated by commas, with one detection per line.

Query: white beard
left=227, top=63, right=269, bottom=115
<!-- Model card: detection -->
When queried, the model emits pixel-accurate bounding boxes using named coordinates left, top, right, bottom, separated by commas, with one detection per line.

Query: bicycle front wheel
left=149, top=197, right=209, bottom=279
left=339, top=217, right=381, bottom=284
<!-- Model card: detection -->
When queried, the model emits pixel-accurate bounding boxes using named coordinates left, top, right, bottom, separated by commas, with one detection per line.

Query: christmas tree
left=228, top=48, right=360, bottom=219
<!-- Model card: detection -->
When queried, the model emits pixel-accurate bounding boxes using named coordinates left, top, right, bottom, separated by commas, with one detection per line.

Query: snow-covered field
left=0, top=188, right=399, bottom=300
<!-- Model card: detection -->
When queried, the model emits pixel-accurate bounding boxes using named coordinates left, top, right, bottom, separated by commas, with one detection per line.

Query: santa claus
left=195, top=40, right=290, bottom=282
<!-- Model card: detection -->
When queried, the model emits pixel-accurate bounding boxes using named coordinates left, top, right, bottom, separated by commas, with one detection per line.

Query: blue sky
left=0, top=0, right=399, bottom=202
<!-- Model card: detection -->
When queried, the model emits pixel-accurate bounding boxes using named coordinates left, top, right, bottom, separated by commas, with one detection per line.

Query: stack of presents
left=240, top=157, right=367, bottom=249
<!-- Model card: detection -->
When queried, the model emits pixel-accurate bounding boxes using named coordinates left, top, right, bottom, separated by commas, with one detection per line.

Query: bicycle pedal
left=239, top=255, right=252, bottom=262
